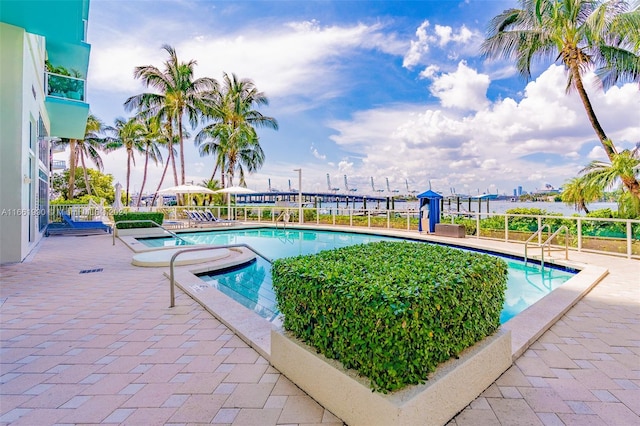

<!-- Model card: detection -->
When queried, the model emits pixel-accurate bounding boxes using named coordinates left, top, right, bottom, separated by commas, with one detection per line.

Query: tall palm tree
left=196, top=73, right=278, bottom=189
left=136, top=117, right=164, bottom=207
left=561, top=176, right=603, bottom=213
left=124, top=44, right=217, bottom=186
left=52, top=113, right=106, bottom=199
left=149, top=122, right=187, bottom=207
left=482, top=0, right=640, bottom=199
left=105, top=117, right=146, bottom=206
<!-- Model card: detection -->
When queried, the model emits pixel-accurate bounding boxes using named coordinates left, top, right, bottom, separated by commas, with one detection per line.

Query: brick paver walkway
left=1, top=232, right=638, bottom=425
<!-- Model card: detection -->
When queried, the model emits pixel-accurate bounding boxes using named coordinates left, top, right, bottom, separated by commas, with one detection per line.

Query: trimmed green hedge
left=113, top=212, right=164, bottom=229
left=272, top=241, right=508, bottom=393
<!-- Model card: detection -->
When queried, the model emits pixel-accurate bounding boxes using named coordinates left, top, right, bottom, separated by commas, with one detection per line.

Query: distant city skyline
left=57, top=0, right=640, bottom=197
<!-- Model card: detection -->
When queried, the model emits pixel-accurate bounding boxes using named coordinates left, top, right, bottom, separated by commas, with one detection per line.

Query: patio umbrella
left=113, top=183, right=123, bottom=212
left=158, top=184, right=216, bottom=196
left=215, top=186, right=256, bottom=219
left=158, top=184, right=216, bottom=226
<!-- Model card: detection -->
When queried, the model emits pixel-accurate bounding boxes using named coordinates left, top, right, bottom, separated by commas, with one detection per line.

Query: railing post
left=504, top=215, right=509, bottom=242
left=537, top=217, right=543, bottom=245
left=387, top=211, right=390, bottom=229
left=476, top=213, right=480, bottom=239
left=316, top=207, right=320, bottom=225
left=349, top=209, right=353, bottom=227
left=406, top=210, right=410, bottom=230
left=577, top=217, right=582, bottom=252
left=627, top=220, right=632, bottom=259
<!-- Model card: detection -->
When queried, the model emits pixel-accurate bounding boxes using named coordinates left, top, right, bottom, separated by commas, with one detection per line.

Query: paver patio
left=1, top=231, right=638, bottom=425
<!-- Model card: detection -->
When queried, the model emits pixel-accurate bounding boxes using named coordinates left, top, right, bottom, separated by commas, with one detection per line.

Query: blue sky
left=71, top=0, right=640, bottom=196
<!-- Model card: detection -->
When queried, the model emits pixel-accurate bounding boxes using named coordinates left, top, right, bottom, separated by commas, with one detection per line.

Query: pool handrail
left=539, top=225, right=570, bottom=268
left=112, top=219, right=190, bottom=246
left=169, top=243, right=273, bottom=308
left=524, top=224, right=551, bottom=266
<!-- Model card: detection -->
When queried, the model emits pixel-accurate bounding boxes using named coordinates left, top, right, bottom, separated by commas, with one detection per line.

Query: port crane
left=344, top=175, right=358, bottom=192
left=386, top=178, right=400, bottom=194
left=370, top=177, right=384, bottom=194
left=267, top=178, right=279, bottom=192
left=405, top=179, right=417, bottom=195
left=326, top=174, right=340, bottom=193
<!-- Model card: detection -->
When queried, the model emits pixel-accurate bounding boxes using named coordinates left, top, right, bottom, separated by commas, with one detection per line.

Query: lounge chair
left=186, top=209, right=234, bottom=226
left=203, top=210, right=236, bottom=225
left=60, top=212, right=111, bottom=233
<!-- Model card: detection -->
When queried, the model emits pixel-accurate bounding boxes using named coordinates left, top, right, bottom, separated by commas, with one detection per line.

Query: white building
left=0, top=0, right=91, bottom=263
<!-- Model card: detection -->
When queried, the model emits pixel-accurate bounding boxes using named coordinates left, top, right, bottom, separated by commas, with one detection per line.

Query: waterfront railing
left=49, top=204, right=639, bottom=259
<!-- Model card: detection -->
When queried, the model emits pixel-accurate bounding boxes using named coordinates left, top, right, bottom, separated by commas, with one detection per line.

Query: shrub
left=272, top=241, right=508, bottom=393
left=113, top=212, right=164, bottom=229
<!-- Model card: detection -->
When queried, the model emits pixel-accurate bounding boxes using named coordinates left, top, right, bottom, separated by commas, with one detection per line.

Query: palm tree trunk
left=570, top=64, right=617, bottom=159
left=68, top=139, right=77, bottom=199
left=571, top=64, right=640, bottom=200
left=210, top=162, right=219, bottom=182
left=79, top=152, right=92, bottom=196
left=126, top=153, right=132, bottom=206
left=178, top=114, right=186, bottom=185
left=137, top=150, right=150, bottom=208
left=151, top=154, right=171, bottom=206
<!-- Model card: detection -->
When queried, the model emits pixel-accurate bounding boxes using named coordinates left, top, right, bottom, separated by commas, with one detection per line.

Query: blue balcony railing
left=46, top=72, right=86, bottom=102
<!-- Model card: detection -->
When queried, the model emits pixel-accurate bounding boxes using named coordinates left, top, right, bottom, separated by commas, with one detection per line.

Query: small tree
left=561, top=177, right=603, bottom=214
left=51, top=168, right=116, bottom=204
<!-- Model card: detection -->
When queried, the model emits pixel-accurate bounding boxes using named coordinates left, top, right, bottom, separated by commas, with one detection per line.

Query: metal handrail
left=539, top=225, right=570, bottom=268
left=524, top=224, right=551, bottom=265
left=169, top=244, right=273, bottom=307
left=275, top=211, right=290, bottom=230
left=112, top=219, right=189, bottom=246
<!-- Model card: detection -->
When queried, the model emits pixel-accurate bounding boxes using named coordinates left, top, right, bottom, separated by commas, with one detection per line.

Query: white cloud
left=587, top=146, right=607, bottom=161
left=403, top=21, right=431, bottom=68
left=428, top=61, right=490, bottom=111
left=89, top=17, right=396, bottom=104
left=403, top=21, right=483, bottom=70
left=434, top=24, right=473, bottom=47
left=325, top=65, right=640, bottom=194
left=310, top=145, right=326, bottom=160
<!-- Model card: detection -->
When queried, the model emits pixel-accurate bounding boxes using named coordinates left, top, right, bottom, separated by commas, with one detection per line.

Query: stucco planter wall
left=270, top=328, right=511, bottom=426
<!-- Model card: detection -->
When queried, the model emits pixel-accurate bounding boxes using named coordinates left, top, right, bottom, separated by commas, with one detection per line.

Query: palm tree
left=76, top=114, right=107, bottom=196
left=482, top=0, right=640, bottom=199
left=149, top=121, right=187, bottom=207
left=124, top=44, right=217, bottom=186
left=53, top=113, right=106, bottom=199
left=561, top=176, right=603, bottom=213
left=196, top=73, right=278, bottom=188
left=105, top=117, right=145, bottom=206
left=579, top=143, right=640, bottom=217
left=198, top=178, right=223, bottom=206
left=136, top=117, right=163, bottom=207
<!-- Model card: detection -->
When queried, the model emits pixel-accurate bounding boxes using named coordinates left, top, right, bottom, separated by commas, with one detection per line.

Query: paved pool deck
left=0, top=231, right=638, bottom=425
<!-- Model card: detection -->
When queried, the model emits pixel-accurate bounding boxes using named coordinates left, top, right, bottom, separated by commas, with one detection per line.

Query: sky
left=63, top=0, right=640, bottom=197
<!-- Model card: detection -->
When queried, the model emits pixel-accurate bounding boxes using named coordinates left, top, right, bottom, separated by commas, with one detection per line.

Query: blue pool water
left=139, top=228, right=576, bottom=323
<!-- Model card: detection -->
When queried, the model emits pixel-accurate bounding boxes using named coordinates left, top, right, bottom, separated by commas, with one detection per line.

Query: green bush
left=113, top=212, right=164, bottom=229
left=272, top=241, right=508, bottom=393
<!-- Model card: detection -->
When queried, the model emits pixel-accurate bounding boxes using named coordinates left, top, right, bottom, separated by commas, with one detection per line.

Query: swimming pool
left=139, top=228, right=576, bottom=323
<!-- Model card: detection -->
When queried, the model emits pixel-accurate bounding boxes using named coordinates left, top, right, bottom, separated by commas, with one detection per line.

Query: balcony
left=44, top=72, right=89, bottom=140
left=52, top=160, right=66, bottom=170
left=46, top=72, right=85, bottom=102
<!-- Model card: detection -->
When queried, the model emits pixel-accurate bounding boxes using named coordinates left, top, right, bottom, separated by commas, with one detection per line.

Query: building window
left=38, top=170, right=48, bottom=232
left=38, top=115, right=49, bottom=170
